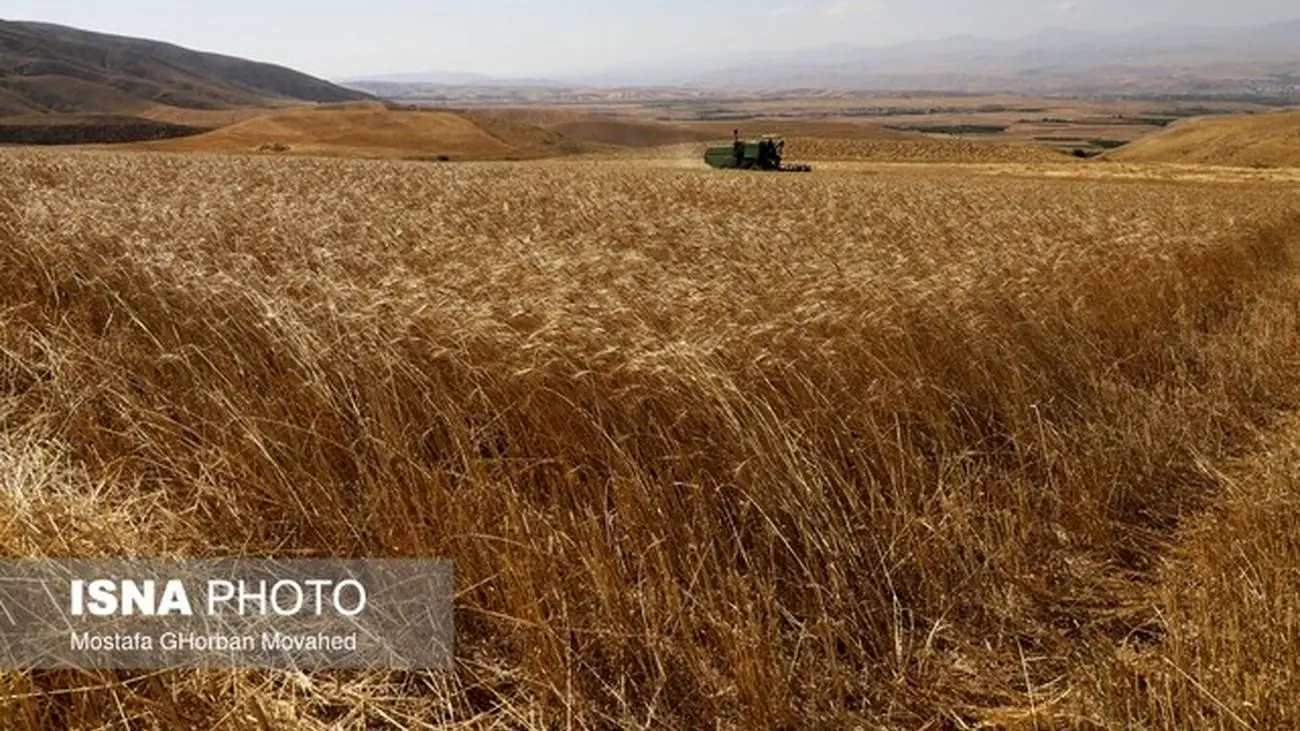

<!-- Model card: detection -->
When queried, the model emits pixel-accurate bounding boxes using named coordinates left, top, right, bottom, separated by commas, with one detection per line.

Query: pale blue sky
left=4, top=0, right=1297, bottom=79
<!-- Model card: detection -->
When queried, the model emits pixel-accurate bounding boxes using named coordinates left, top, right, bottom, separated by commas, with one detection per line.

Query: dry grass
left=784, top=135, right=1071, bottom=163
left=1, top=148, right=1299, bottom=728
left=138, top=102, right=517, bottom=160
left=465, top=110, right=716, bottom=150
left=1109, top=109, right=1300, bottom=168
left=135, top=104, right=287, bottom=128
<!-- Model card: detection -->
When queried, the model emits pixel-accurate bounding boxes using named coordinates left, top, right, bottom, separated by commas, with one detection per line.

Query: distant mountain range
left=0, top=19, right=371, bottom=116
left=351, top=19, right=1300, bottom=97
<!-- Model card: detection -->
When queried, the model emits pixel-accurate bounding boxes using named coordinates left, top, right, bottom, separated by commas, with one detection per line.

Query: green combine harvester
left=704, top=129, right=812, bottom=172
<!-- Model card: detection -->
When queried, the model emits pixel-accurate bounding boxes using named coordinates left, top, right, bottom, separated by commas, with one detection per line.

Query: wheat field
left=2, top=149, right=1299, bottom=729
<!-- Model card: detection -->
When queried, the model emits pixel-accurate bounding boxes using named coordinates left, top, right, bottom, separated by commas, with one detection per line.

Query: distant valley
left=348, top=19, right=1300, bottom=102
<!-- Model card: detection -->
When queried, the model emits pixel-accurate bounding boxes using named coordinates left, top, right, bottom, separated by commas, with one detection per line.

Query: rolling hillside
left=464, top=109, right=717, bottom=149
left=1109, top=110, right=1300, bottom=167
left=146, top=103, right=516, bottom=159
left=144, top=104, right=730, bottom=160
left=0, top=19, right=370, bottom=117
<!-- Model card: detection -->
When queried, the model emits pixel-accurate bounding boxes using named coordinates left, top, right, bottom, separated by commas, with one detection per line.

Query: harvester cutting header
left=705, top=129, right=812, bottom=172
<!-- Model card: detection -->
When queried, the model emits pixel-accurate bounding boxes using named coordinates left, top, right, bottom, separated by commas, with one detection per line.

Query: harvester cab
left=704, top=129, right=812, bottom=172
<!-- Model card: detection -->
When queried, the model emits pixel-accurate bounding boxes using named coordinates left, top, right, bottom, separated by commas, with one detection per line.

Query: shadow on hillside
left=0, top=117, right=207, bottom=145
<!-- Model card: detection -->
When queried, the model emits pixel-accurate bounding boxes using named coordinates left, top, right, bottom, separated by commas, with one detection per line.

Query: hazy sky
left=4, top=0, right=1297, bottom=79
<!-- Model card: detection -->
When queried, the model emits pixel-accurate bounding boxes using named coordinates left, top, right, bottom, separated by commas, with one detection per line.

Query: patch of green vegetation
left=844, top=105, right=1046, bottom=118
left=1026, top=116, right=1171, bottom=128
left=886, top=124, right=1009, bottom=135
left=1124, top=116, right=1175, bottom=127
left=842, top=106, right=959, bottom=117
left=694, top=110, right=756, bottom=121
left=0, top=117, right=206, bottom=144
left=1143, top=107, right=1238, bottom=118
left=1089, top=138, right=1129, bottom=149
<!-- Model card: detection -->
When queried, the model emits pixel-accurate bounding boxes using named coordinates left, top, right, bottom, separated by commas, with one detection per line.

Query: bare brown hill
left=0, top=19, right=370, bottom=114
left=464, top=109, right=716, bottom=149
left=0, top=18, right=373, bottom=144
left=1109, top=110, right=1300, bottom=167
left=133, top=105, right=277, bottom=128
left=144, top=103, right=516, bottom=159
left=0, top=86, right=37, bottom=114
left=550, top=118, right=715, bottom=148
left=459, top=109, right=591, bottom=155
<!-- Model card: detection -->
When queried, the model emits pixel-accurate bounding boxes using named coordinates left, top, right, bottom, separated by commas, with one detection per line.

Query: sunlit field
left=2, top=149, right=1299, bottom=728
